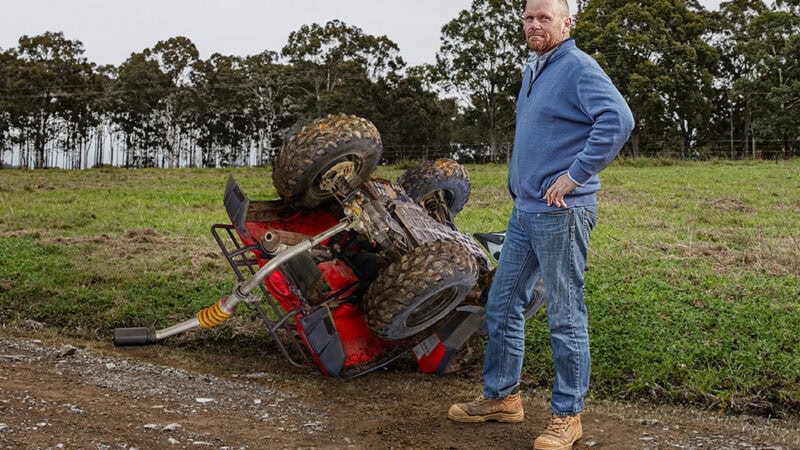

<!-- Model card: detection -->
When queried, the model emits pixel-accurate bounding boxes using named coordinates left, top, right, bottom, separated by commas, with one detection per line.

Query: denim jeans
left=482, top=205, right=597, bottom=416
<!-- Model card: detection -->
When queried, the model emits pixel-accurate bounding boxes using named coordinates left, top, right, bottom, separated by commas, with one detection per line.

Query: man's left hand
left=543, top=174, right=578, bottom=208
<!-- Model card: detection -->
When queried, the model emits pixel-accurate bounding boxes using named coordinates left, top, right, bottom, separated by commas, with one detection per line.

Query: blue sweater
left=508, top=38, right=634, bottom=212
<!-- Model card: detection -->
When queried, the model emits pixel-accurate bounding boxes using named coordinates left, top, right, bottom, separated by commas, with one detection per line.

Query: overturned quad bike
left=114, top=114, right=546, bottom=378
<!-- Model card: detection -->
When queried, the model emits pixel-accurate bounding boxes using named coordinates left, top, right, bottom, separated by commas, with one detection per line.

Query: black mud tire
left=397, top=159, right=471, bottom=218
left=273, top=114, right=382, bottom=208
left=363, top=240, right=479, bottom=340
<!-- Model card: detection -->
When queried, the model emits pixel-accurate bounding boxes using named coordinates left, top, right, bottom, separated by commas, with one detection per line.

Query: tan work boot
left=533, top=414, right=582, bottom=450
left=447, top=393, right=524, bottom=423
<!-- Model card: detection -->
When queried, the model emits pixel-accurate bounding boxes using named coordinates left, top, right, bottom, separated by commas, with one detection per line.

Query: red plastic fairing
left=318, top=260, right=359, bottom=299
left=330, top=303, right=394, bottom=367
left=233, top=208, right=399, bottom=374
left=264, top=271, right=302, bottom=312
left=413, top=335, right=447, bottom=374
left=243, top=209, right=341, bottom=244
left=241, top=209, right=341, bottom=312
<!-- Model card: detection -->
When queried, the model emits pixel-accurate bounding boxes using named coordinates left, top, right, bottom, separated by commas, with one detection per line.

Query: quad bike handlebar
left=113, top=220, right=352, bottom=347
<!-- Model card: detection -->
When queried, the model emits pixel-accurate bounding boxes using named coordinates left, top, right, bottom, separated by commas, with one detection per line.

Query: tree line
left=0, top=0, right=797, bottom=169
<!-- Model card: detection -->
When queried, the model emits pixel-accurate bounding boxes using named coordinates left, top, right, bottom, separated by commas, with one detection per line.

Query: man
left=448, top=0, right=634, bottom=449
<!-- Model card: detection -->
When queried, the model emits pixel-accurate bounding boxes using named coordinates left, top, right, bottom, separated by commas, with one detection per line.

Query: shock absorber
left=197, top=297, right=236, bottom=329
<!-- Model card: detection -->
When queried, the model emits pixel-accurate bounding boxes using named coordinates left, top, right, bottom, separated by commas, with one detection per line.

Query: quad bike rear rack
left=209, top=223, right=312, bottom=369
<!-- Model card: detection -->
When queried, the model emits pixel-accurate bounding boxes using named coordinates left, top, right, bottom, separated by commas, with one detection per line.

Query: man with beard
left=447, top=0, right=634, bottom=449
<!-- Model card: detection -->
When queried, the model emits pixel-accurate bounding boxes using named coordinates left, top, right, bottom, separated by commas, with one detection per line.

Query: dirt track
left=1, top=328, right=798, bottom=450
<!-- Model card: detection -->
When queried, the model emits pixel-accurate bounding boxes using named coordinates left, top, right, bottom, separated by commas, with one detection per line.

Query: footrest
left=414, top=305, right=486, bottom=374
left=299, top=307, right=345, bottom=378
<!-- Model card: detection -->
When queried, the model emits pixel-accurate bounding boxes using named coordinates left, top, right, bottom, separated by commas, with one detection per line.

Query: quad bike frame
left=114, top=176, right=492, bottom=378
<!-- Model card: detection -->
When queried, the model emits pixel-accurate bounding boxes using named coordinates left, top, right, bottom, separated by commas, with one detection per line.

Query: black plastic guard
left=473, top=231, right=505, bottom=262
left=282, top=252, right=323, bottom=298
left=430, top=305, right=486, bottom=374
left=224, top=175, right=249, bottom=236
left=299, top=307, right=345, bottom=378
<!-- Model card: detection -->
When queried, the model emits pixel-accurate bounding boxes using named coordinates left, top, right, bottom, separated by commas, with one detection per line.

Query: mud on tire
left=363, top=240, right=479, bottom=340
left=273, top=114, right=382, bottom=208
left=397, top=159, right=471, bottom=218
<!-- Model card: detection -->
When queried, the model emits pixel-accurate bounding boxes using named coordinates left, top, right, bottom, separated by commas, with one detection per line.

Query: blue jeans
left=482, top=205, right=597, bottom=416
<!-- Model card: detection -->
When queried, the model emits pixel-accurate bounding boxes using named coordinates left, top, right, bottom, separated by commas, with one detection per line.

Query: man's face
left=524, top=0, right=572, bottom=53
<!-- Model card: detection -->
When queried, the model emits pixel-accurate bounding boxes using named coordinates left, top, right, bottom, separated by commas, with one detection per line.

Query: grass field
left=1, top=159, right=798, bottom=416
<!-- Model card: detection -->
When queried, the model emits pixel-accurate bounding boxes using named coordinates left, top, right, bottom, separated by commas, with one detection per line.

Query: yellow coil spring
left=197, top=301, right=232, bottom=329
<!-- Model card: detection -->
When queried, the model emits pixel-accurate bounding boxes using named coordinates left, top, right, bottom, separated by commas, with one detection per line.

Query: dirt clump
left=0, top=280, right=15, bottom=292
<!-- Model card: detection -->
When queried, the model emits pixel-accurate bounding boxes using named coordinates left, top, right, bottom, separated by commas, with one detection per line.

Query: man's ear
left=562, top=16, right=573, bottom=35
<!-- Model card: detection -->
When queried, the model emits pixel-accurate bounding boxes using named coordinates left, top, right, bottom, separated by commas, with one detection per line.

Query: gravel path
left=1, top=329, right=798, bottom=449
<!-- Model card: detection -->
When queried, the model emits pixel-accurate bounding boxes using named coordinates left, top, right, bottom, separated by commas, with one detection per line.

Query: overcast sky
left=1, top=0, right=724, bottom=68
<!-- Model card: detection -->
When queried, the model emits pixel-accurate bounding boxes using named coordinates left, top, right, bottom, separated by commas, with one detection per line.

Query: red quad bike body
left=113, top=114, right=546, bottom=379
left=214, top=175, right=489, bottom=378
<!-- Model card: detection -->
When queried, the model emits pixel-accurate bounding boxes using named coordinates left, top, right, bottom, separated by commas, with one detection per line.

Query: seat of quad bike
left=473, top=231, right=506, bottom=262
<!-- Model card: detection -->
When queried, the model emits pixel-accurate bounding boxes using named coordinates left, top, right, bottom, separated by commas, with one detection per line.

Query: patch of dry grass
left=656, top=235, right=800, bottom=276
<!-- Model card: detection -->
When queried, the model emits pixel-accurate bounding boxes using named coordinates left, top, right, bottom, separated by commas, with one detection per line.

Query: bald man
left=448, top=1, right=634, bottom=449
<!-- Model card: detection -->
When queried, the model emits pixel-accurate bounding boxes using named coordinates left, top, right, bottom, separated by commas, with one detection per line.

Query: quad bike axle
left=113, top=221, right=351, bottom=346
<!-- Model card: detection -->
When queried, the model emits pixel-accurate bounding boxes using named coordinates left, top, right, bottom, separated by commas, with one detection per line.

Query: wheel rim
left=405, top=285, right=461, bottom=329
left=311, top=153, right=364, bottom=197
left=421, top=189, right=454, bottom=211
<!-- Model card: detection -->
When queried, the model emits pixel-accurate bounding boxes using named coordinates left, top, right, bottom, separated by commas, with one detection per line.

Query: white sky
left=0, top=0, right=723, bottom=68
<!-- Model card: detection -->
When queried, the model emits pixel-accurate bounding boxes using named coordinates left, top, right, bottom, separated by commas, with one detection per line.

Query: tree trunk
left=125, top=134, right=132, bottom=168
left=109, top=129, right=115, bottom=167
left=35, top=113, right=46, bottom=169
left=744, top=102, right=751, bottom=157
left=782, top=131, right=789, bottom=159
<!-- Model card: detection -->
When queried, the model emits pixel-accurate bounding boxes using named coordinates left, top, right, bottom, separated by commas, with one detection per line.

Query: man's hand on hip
left=543, top=174, right=578, bottom=208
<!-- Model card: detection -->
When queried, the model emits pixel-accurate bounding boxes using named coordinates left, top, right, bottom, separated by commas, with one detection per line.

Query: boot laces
left=545, top=416, right=571, bottom=433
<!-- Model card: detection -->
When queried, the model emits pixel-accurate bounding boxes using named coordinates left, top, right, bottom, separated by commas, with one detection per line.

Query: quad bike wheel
left=398, top=159, right=471, bottom=219
left=273, top=114, right=382, bottom=208
left=363, top=240, right=479, bottom=340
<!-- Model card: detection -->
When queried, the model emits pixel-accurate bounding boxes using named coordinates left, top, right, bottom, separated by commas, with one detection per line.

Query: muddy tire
left=273, top=114, right=382, bottom=208
left=397, top=159, right=471, bottom=218
left=363, top=240, right=479, bottom=340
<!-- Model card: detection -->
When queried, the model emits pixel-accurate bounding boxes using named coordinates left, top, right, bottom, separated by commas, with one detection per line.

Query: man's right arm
left=567, top=67, right=634, bottom=185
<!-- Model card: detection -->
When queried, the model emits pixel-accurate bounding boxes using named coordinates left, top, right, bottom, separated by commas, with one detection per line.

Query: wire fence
left=1, top=138, right=798, bottom=170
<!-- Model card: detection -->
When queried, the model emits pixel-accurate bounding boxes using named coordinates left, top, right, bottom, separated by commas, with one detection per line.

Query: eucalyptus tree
left=282, top=20, right=405, bottom=116
left=242, top=51, right=298, bottom=165
left=574, top=0, right=718, bottom=157
left=435, top=0, right=527, bottom=162
left=107, top=51, right=173, bottom=167
left=732, top=3, right=800, bottom=157
left=374, top=68, right=456, bottom=162
left=150, top=36, right=199, bottom=167
left=189, top=53, right=252, bottom=167
left=707, top=0, right=768, bottom=157
left=0, top=50, right=14, bottom=167
left=8, top=32, right=97, bottom=168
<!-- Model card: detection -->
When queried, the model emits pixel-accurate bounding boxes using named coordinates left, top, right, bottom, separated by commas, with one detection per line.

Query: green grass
left=1, top=159, right=799, bottom=416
